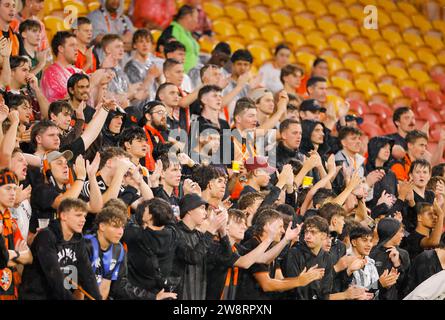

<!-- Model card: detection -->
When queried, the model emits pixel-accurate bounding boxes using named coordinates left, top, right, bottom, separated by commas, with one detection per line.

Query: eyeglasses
left=150, top=109, right=166, bottom=116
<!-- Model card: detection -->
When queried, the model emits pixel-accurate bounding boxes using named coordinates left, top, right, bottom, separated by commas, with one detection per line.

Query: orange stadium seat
left=382, top=28, right=403, bottom=46
left=368, top=102, right=393, bottom=122
left=199, top=36, right=217, bottom=53
left=237, top=21, right=261, bottom=42
left=203, top=2, right=225, bottom=20
left=271, top=9, right=294, bottom=29
left=248, top=6, right=272, bottom=25
left=424, top=32, right=444, bottom=52
left=401, top=86, right=422, bottom=102
left=426, top=90, right=445, bottom=109
left=224, top=37, right=245, bottom=52
left=44, top=15, right=68, bottom=34
left=225, top=3, right=248, bottom=22
left=306, top=1, right=328, bottom=16
left=378, top=0, right=398, bottom=11
left=350, top=41, right=373, bottom=58
left=360, top=120, right=385, bottom=137
left=360, top=26, right=381, bottom=42
left=355, top=72, right=375, bottom=82
left=433, top=20, right=445, bottom=35
left=348, top=99, right=369, bottom=116
left=386, top=65, right=409, bottom=81
left=416, top=47, right=440, bottom=68
left=375, top=10, right=392, bottom=28
left=337, top=19, right=360, bottom=39
left=331, top=76, right=354, bottom=95
left=374, top=46, right=396, bottom=62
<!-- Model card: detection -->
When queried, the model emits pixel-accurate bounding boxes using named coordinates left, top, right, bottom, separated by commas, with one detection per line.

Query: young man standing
left=0, top=0, right=21, bottom=55
left=0, top=169, right=33, bottom=300
left=386, top=107, right=416, bottom=157
left=73, top=17, right=97, bottom=74
left=41, top=31, right=81, bottom=103
left=307, top=77, right=328, bottom=107
left=299, top=99, right=326, bottom=122
left=280, top=64, right=304, bottom=97
left=156, top=81, right=187, bottom=135
left=48, top=100, right=84, bottom=150
left=18, top=19, right=46, bottom=79
left=20, top=198, right=102, bottom=300
left=250, top=88, right=287, bottom=129
left=67, top=73, right=96, bottom=123
left=119, top=126, right=152, bottom=181
left=271, top=119, right=304, bottom=170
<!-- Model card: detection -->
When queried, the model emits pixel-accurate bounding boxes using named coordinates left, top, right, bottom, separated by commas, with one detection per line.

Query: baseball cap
left=142, top=100, right=165, bottom=115
left=244, top=156, right=276, bottom=174
left=248, top=88, right=271, bottom=103
left=300, top=99, right=327, bottom=113
left=179, top=193, right=208, bottom=218
left=345, top=112, right=364, bottom=124
left=47, top=150, right=73, bottom=163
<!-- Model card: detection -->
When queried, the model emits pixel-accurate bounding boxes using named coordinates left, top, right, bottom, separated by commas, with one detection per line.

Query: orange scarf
left=144, top=125, right=165, bottom=171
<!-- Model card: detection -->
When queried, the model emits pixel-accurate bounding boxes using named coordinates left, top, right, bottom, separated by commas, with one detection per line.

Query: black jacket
left=0, top=234, right=8, bottom=269
left=272, top=141, right=305, bottom=171
left=19, top=220, right=102, bottom=300
left=405, top=249, right=444, bottom=297
left=282, top=241, right=334, bottom=300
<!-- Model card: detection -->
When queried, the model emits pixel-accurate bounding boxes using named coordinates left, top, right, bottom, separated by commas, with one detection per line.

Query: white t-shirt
left=259, top=62, right=283, bottom=94
left=11, top=200, right=32, bottom=240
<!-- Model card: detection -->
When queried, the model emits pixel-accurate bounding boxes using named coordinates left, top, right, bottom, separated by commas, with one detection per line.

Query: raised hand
left=86, top=153, right=101, bottom=178
left=365, top=169, right=385, bottom=187
left=74, top=155, right=87, bottom=180
left=0, top=103, right=8, bottom=122
left=376, top=190, right=396, bottom=208
left=8, top=109, right=19, bottom=124
left=15, top=185, right=32, bottom=204
left=379, top=268, right=399, bottom=288
left=265, top=219, right=281, bottom=242
left=386, top=247, right=401, bottom=268
left=284, top=222, right=301, bottom=242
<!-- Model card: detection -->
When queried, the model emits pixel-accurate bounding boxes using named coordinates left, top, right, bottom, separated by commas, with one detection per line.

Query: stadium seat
left=334, top=69, right=353, bottom=81
left=63, top=0, right=89, bottom=16
left=364, top=59, right=387, bottom=79
left=44, top=16, right=68, bottom=35
left=305, top=30, right=328, bottom=51
left=412, top=14, right=433, bottom=32
left=237, top=21, right=261, bottom=42
left=348, top=99, right=370, bottom=115
left=408, top=68, right=432, bottom=85
left=374, top=46, right=396, bottom=62
left=386, top=65, right=409, bottom=80
left=44, top=0, right=63, bottom=16
left=327, top=2, right=349, bottom=20
left=368, top=102, right=393, bottom=122
left=283, top=28, right=306, bottom=48
left=328, top=38, right=351, bottom=55
left=416, top=104, right=442, bottom=124
left=87, top=1, right=100, bottom=12
left=350, top=42, right=373, bottom=58
left=424, top=32, right=444, bottom=52
left=397, top=2, right=418, bottom=15
left=316, top=16, right=339, bottom=36
left=337, top=19, right=360, bottom=39
left=203, top=2, right=225, bottom=20
left=395, top=45, right=418, bottom=65
left=331, top=76, right=354, bottom=95
left=355, top=79, right=378, bottom=99
left=378, top=0, right=398, bottom=11
left=343, top=58, right=365, bottom=74
left=224, top=37, right=244, bottom=52
left=347, top=4, right=363, bottom=21
left=402, top=32, right=425, bottom=48
left=375, top=10, right=392, bottom=28
left=225, top=3, right=248, bottom=22
left=432, top=73, right=445, bottom=92
left=260, top=25, right=284, bottom=46
left=345, top=89, right=366, bottom=102
left=262, top=0, right=284, bottom=10
left=248, top=6, right=272, bottom=25
left=306, top=1, right=328, bottom=16
left=360, top=26, right=381, bottom=42
left=213, top=19, right=238, bottom=37
left=247, top=43, right=272, bottom=66
left=198, top=36, right=217, bottom=53
left=416, top=47, right=440, bottom=68
left=401, top=86, right=422, bottom=102
left=360, top=120, right=385, bottom=137
left=433, top=20, right=445, bottom=35
left=271, top=9, right=294, bottom=29
left=283, top=0, right=306, bottom=13
left=355, top=72, right=375, bottom=82
left=382, top=28, right=403, bottom=46
left=294, top=13, right=317, bottom=31
left=296, top=51, right=316, bottom=70
left=390, top=12, right=413, bottom=30
left=426, top=90, right=445, bottom=109
left=378, top=83, right=403, bottom=102
left=323, top=56, right=343, bottom=73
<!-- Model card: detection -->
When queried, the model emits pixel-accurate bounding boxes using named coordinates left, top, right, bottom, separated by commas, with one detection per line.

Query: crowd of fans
left=0, top=0, right=445, bottom=301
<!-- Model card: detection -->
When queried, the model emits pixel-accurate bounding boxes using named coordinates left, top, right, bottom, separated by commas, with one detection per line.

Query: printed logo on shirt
left=58, top=248, right=77, bottom=264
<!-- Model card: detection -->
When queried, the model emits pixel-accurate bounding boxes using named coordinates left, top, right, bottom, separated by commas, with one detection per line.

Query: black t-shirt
left=83, top=105, right=96, bottom=123
left=30, top=182, right=62, bottom=233
left=60, top=136, right=85, bottom=160
left=386, top=133, right=407, bottom=150
left=206, top=239, right=241, bottom=300
left=403, top=231, right=426, bottom=261
left=404, top=190, right=435, bottom=233
left=235, top=237, right=271, bottom=300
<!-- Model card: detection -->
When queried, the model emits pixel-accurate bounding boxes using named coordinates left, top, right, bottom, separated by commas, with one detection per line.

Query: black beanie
left=377, top=217, right=401, bottom=247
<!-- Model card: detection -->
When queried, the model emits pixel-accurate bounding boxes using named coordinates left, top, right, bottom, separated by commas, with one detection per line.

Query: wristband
left=76, top=178, right=85, bottom=182
left=12, top=250, right=20, bottom=263
left=102, top=105, right=110, bottom=112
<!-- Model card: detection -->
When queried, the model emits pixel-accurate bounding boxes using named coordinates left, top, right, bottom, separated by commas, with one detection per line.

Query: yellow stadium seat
left=364, top=60, right=387, bottom=79
left=203, top=2, right=225, bottom=20
left=348, top=4, right=363, bottom=21
left=213, top=19, right=237, bottom=37
left=331, top=76, right=354, bottom=95
left=390, top=12, right=413, bottom=30
left=44, top=0, right=63, bottom=16
left=423, top=81, right=441, bottom=92
left=337, top=20, right=360, bottom=39
left=151, top=29, right=162, bottom=44
left=247, top=43, right=272, bottom=66
left=87, top=1, right=100, bottom=12
left=225, top=37, right=244, bottom=52
left=294, top=13, right=317, bottom=31
left=416, top=47, right=440, bottom=68
left=403, top=32, right=425, bottom=48
left=424, top=33, right=444, bottom=52
left=328, top=38, right=351, bottom=55
left=225, top=3, right=248, bottom=22
left=378, top=83, right=403, bottom=101
left=397, top=2, right=418, bottom=15
left=44, top=16, right=68, bottom=40
left=271, top=9, right=294, bottom=29
left=262, top=0, right=284, bottom=10
left=412, top=14, right=433, bottom=32
left=283, top=0, right=306, bottom=13
left=360, top=26, right=381, bottom=42
left=433, top=20, right=445, bottom=35
left=323, top=56, right=343, bottom=73
left=63, top=0, right=88, bottom=16
left=382, top=28, right=403, bottom=46
left=344, top=59, right=365, bottom=74
left=378, top=0, right=397, bottom=11
left=237, top=21, right=261, bottom=42
left=260, top=25, right=284, bottom=46
left=283, top=28, right=306, bottom=48
left=408, top=68, right=431, bottom=85
left=316, top=17, right=339, bottom=36
left=395, top=45, right=418, bottom=65
left=327, top=2, right=349, bottom=20
left=355, top=79, right=378, bottom=99
left=351, top=42, right=373, bottom=58
left=305, top=30, right=328, bottom=51
left=386, top=65, right=409, bottom=80
left=400, top=79, right=418, bottom=89
left=306, top=1, right=328, bottom=16
left=199, top=36, right=217, bottom=53
left=248, top=6, right=272, bottom=25
left=376, top=10, right=392, bottom=28
left=355, top=72, right=375, bottom=82
left=372, top=44, right=395, bottom=62
left=296, top=51, right=316, bottom=70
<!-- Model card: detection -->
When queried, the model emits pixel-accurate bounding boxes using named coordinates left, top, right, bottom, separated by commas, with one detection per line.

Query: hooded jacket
left=300, top=120, right=330, bottom=159
left=369, top=218, right=410, bottom=300
left=271, top=141, right=305, bottom=171
left=365, top=136, right=398, bottom=209
left=88, top=0, right=135, bottom=39
left=19, top=220, right=101, bottom=300
left=282, top=241, right=334, bottom=300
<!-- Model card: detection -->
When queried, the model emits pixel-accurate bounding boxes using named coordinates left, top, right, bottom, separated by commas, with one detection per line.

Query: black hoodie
left=282, top=241, right=334, bottom=300
left=365, top=136, right=398, bottom=210
left=19, top=220, right=101, bottom=300
left=0, top=234, right=8, bottom=269
left=369, top=218, right=410, bottom=300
